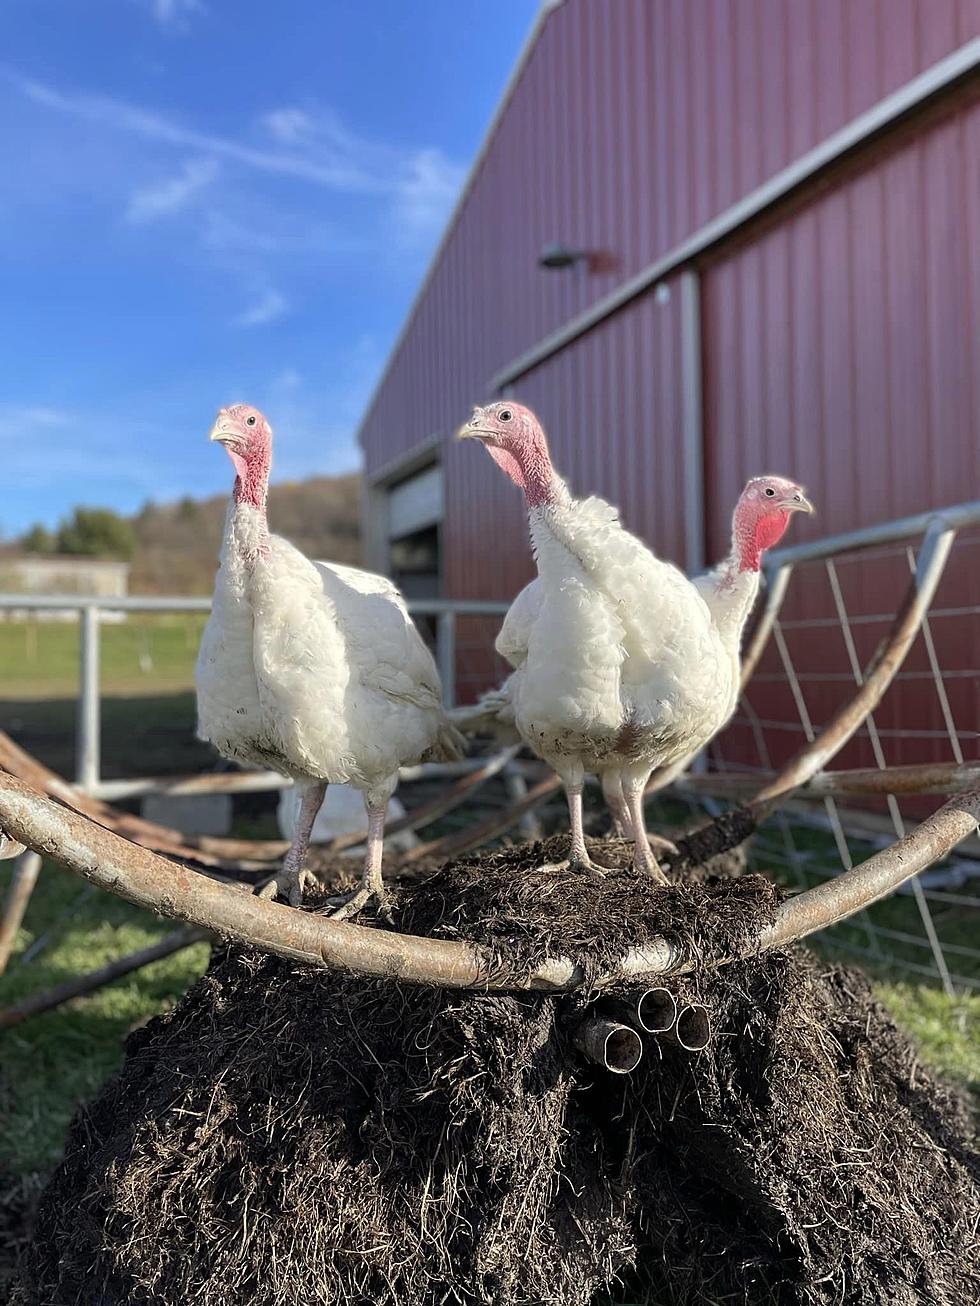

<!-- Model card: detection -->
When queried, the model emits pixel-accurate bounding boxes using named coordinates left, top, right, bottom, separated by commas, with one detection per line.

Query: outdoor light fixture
left=538, top=243, right=587, bottom=270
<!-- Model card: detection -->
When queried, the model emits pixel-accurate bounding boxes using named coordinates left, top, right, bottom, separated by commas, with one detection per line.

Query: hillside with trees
left=12, top=473, right=362, bottom=594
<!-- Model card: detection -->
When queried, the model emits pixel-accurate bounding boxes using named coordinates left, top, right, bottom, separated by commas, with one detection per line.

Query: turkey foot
left=326, top=882, right=393, bottom=924
left=255, top=781, right=327, bottom=907
left=255, top=863, right=317, bottom=908
left=327, top=799, right=391, bottom=923
left=633, top=847, right=670, bottom=885
left=539, top=854, right=611, bottom=878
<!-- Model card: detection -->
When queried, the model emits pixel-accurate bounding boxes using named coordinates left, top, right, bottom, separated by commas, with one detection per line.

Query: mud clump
left=13, top=844, right=979, bottom=1306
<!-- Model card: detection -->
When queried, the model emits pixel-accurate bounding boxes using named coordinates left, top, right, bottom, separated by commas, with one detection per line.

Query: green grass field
left=1, top=614, right=213, bottom=778
left=0, top=613, right=208, bottom=698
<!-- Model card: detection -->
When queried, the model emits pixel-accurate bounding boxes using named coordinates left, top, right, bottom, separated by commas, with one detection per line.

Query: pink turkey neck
left=509, top=435, right=560, bottom=508
left=733, top=506, right=789, bottom=572
left=233, top=444, right=271, bottom=512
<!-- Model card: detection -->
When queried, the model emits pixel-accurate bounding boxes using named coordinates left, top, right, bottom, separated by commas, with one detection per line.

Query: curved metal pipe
left=573, top=1017, right=643, bottom=1073
left=0, top=772, right=976, bottom=992
left=759, top=785, right=980, bottom=951
left=751, top=521, right=954, bottom=812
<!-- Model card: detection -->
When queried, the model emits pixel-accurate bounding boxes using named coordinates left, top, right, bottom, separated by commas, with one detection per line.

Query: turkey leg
left=567, top=780, right=592, bottom=867
left=625, top=778, right=672, bottom=883
left=329, top=797, right=389, bottom=922
left=258, top=780, right=327, bottom=907
left=539, top=776, right=608, bottom=874
left=601, top=772, right=633, bottom=838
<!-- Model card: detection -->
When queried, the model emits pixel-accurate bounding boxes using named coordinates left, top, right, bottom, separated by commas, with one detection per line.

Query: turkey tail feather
left=428, top=717, right=467, bottom=763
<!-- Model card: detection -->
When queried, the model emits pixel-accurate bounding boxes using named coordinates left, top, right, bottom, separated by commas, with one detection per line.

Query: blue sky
left=1, top=0, right=537, bottom=535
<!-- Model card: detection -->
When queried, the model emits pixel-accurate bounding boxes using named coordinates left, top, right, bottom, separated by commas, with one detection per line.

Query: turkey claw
left=648, top=833, right=679, bottom=856
left=635, top=858, right=670, bottom=885
left=539, top=857, right=610, bottom=878
left=255, top=866, right=317, bottom=908
left=326, top=886, right=394, bottom=925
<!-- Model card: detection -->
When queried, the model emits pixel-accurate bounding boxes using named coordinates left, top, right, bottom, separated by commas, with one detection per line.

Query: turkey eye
left=765, top=487, right=775, bottom=496
left=498, top=409, right=512, bottom=422
left=246, top=415, right=256, bottom=427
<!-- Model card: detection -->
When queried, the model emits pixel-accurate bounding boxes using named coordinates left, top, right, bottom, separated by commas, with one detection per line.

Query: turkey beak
left=209, top=411, right=238, bottom=445
left=786, top=492, right=814, bottom=515
left=457, top=406, right=490, bottom=441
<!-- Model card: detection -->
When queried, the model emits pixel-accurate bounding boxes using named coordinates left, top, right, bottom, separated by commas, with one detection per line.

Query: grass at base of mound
left=0, top=861, right=210, bottom=1178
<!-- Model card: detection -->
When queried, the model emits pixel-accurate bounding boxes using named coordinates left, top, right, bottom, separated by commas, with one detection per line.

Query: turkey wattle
left=459, top=400, right=812, bottom=880
left=195, top=403, right=462, bottom=916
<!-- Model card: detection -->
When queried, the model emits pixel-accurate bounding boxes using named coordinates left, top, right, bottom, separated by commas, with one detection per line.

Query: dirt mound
left=398, top=832, right=770, bottom=981
left=13, top=847, right=979, bottom=1306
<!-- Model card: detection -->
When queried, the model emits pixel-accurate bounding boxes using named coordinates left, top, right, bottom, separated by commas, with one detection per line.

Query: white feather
left=497, top=491, right=759, bottom=787
left=195, top=500, right=461, bottom=805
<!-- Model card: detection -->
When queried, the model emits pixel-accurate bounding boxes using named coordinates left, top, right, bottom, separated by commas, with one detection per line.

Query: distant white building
left=0, top=555, right=130, bottom=619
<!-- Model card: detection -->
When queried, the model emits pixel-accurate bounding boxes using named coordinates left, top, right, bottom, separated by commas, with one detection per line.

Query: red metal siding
left=358, top=0, right=979, bottom=725
left=702, top=97, right=980, bottom=549
left=701, top=98, right=980, bottom=771
left=360, top=0, right=979, bottom=483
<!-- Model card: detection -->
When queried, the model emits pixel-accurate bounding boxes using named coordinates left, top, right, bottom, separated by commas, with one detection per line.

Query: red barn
left=357, top=0, right=980, bottom=774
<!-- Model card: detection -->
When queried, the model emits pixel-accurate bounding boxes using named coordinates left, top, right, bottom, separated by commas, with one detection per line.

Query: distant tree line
left=20, top=508, right=136, bottom=560
left=15, top=474, right=361, bottom=592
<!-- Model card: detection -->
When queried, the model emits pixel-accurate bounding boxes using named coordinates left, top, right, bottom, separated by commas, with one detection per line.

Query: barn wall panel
left=701, top=98, right=980, bottom=768
left=360, top=0, right=978, bottom=488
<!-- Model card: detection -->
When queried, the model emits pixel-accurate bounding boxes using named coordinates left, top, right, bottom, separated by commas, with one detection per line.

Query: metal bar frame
left=0, top=769, right=976, bottom=992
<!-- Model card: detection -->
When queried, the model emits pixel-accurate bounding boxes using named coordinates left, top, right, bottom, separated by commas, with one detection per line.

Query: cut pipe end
left=674, top=1003, right=711, bottom=1052
left=574, top=1016, right=643, bottom=1074
left=636, top=986, right=678, bottom=1033
left=603, top=1025, right=643, bottom=1073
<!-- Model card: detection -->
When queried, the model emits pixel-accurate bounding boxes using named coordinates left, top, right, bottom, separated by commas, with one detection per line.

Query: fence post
left=77, top=604, right=101, bottom=793
left=436, top=610, right=456, bottom=708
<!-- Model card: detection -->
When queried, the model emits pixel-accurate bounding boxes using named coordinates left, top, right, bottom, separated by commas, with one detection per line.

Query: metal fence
left=659, top=499, right=980, bottom=996
left=0, top=594, right=508, bottom=798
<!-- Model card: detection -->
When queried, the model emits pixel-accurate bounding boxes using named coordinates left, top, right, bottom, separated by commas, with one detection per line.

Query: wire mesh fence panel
left=652, top=518, right=980, bottom=993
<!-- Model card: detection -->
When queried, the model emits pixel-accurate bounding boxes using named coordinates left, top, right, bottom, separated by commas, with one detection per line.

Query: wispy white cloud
left=8, top=72, right=464, bottom=243
left=140, top=0, right=205, bottom=31
left=0, top=404, right=74, bottom=430
left=125, top=156, right=218, bottom=224
left=392, top=147, right=464, bottom=242
left=9, top=73, right=383, bottom=192
left=261, top=107, right=315, bottom=146
left=2, top=402, right=192, bottom=518
left=233, top=288, right=288, bottom=328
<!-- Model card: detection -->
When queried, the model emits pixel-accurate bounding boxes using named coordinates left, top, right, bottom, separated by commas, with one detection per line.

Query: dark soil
left=397, top=832, right=770, bottom=984
left=12, top=840, right=980, bottom=1306
left=0, top=1171, right=41, bottom=1306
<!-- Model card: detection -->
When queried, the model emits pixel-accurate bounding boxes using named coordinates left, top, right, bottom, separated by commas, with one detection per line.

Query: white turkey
left=459, top=400, right=812, bottom=881
left=195, top=403, right=462, bottom=916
